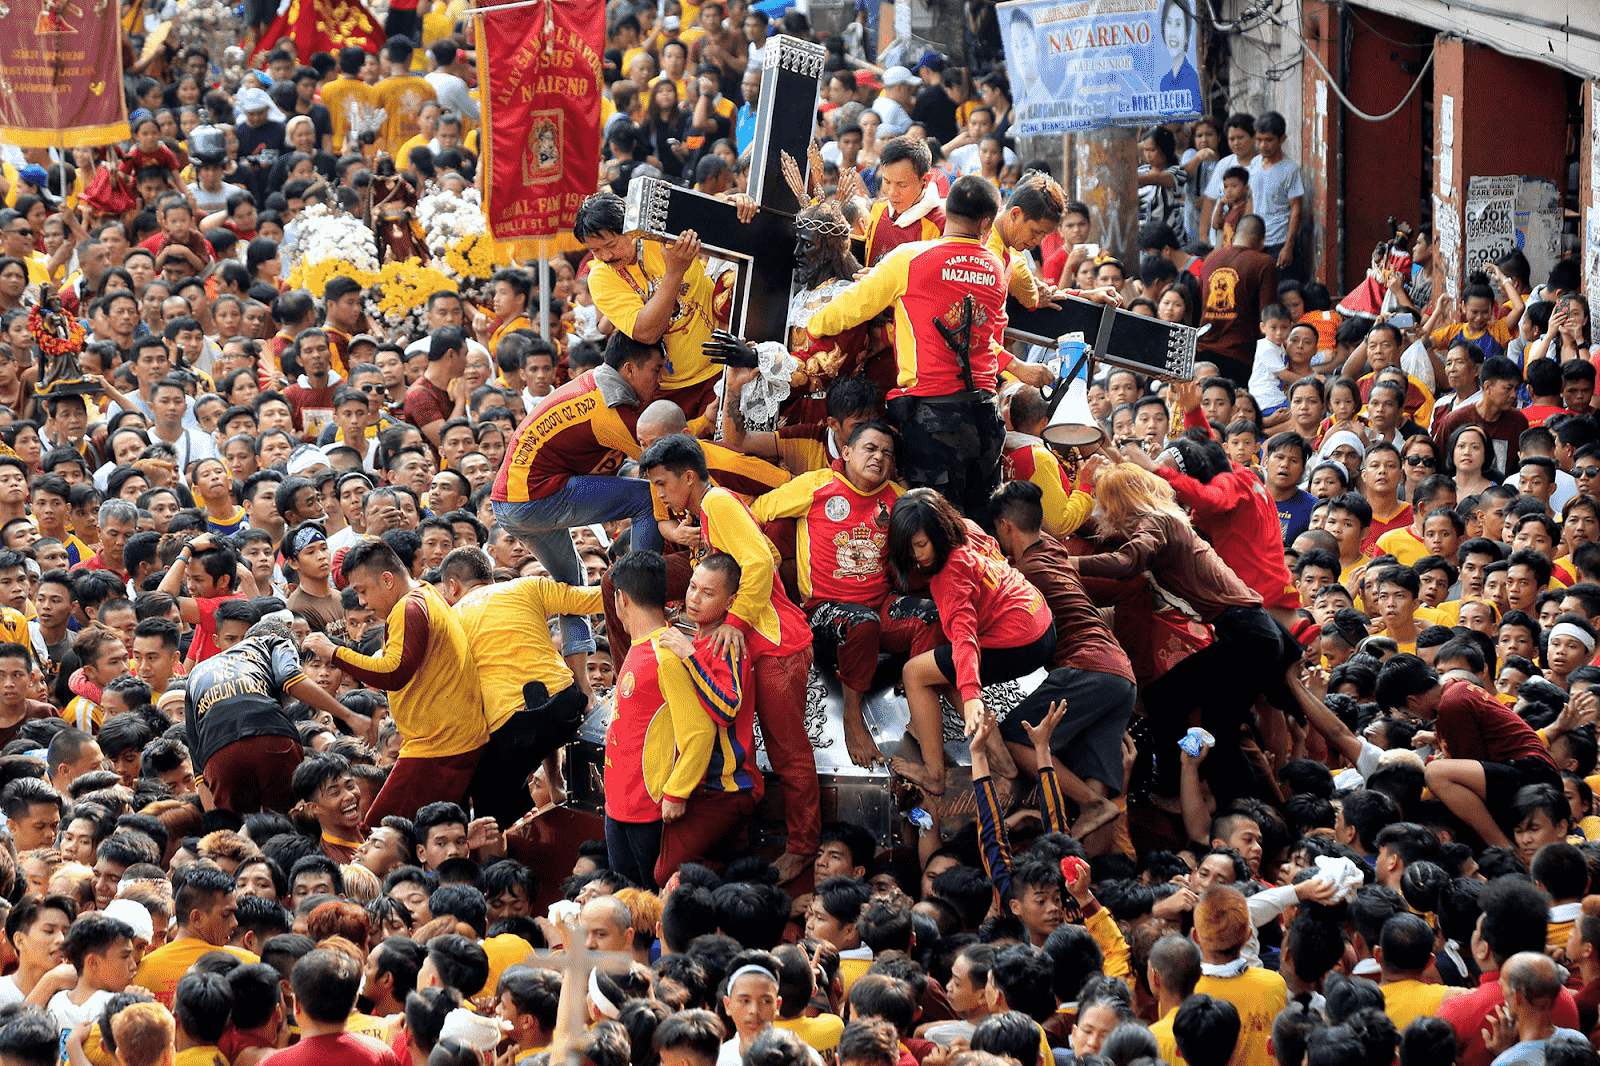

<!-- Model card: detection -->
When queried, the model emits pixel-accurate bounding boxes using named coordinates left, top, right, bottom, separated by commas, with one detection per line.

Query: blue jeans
left=492, top=477, right=662, bottom=655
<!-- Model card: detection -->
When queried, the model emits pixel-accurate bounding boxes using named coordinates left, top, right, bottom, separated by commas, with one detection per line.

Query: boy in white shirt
left=1247, top=303, right=1295, bottom=423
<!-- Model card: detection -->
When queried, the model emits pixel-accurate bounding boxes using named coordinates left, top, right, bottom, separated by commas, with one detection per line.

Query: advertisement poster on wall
left=998, top=0, right=1204, bottom=136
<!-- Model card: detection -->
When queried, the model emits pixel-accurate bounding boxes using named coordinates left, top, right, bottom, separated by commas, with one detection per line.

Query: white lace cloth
left=714, top=340, right=796, bottom=432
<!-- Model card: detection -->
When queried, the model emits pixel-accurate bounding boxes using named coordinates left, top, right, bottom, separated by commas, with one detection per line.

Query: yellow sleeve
left=702, top=490, right=776, bottom=633
left=528, top=578, right=604, bottom=618
left=657, top=644, right=716, bottom=802
left=1085, top=905, right=1131, bottom=980
left=1060, top=489, right=1093, bottom=536
left=751, top=469, right=831, bottom=522
left=806, top=249, right=912, bottom=337
left=588, top=265, right=647, bottom=339
left=1009, top=255, right=1041, bottom=309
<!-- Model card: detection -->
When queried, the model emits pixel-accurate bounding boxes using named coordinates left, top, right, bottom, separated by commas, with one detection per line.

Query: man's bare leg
left=842, top=686, right=884, bottom=768
left=1424, top=758, right=1513, bottom=848
left=1006, top=742, right=1119, bottom=840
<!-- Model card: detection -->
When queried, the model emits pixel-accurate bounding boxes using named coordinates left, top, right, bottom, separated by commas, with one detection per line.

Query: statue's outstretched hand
left=704, top=329, right=760, bottom=369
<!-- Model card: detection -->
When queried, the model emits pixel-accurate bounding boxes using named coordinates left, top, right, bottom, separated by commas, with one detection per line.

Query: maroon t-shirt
left=268, top=1033, right=402, bottom=1066
left=402, top=376, right=451, bottom=429
left=1197, top=245, right=1280, bottom=372
left=1430, top=402, right=1530, bottom=476
left=1018, top=533, right=1135, bottom=681
left=1436, top=678, right=1555, bottom=765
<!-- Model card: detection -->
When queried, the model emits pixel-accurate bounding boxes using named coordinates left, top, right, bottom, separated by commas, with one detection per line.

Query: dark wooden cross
left=1003, top=295, right=1200, bottom=382
left=622, top=34, right=826, bottom=343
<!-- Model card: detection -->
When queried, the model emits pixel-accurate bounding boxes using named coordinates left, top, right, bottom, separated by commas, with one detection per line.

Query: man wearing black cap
left=910, top=54, right=959, bottom=144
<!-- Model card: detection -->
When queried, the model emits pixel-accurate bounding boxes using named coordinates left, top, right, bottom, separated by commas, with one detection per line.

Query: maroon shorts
left=662, top=377, right=720, bottom=424
left=204, top=735, right=304, bottom=814
left=362, top=746, right=485, bottom=830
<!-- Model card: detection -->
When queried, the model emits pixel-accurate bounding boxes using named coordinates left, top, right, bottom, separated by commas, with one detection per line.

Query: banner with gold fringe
left=0, top=0, right=128, bottom=148
left=475, top=0, right=603, bottom=255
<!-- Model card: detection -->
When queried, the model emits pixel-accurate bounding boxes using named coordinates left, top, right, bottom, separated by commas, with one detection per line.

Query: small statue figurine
left=369, top=156, right=428, bottom=266
left=1337, top=216, right=1414, bottom=321
left=30, top=287, right=101, bottom=399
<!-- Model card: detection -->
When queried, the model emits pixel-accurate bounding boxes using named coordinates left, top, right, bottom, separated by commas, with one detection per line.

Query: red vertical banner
left=0, top=0, right=128, bottom=147
left=476, top=0, right=603, bottom=245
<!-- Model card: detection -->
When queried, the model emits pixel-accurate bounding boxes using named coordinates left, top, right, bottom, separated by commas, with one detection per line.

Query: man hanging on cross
left=576, top=191, right=757, bottom=423
left=987, top=172, right=1124, bottom=347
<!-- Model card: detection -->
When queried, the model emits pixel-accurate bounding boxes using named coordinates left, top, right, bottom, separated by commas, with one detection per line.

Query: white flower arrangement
left=291, top=202, right=380, bottom=275
left=418, top=184, right=486, bottom=248
left=417, top=183, right=498, bottom=291
left=172, top=0, right=245, bottom=72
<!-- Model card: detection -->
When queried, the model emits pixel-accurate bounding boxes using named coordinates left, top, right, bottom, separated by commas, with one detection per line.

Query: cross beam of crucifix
left=622, top=34, right=827, bottom=343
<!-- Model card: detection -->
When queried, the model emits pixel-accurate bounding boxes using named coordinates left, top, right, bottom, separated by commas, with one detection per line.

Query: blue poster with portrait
left=997, top=0, right=1203, bottom=135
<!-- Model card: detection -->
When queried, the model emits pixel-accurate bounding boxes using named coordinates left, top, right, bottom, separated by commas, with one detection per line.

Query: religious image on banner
left=0, top=0, right=127, bottom=147
left=525, top=111, right=564, bottom=185
left=998, top=0, right=1203, bottom=136
left=477, top=0, right=604, bottom=244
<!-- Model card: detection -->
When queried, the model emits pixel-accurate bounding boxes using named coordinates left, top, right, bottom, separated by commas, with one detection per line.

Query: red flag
left=476, top=0, right=604, bottom=245
left=0, top=0, right=127, bottom=147
left=250, top=0, right=384, bottom=61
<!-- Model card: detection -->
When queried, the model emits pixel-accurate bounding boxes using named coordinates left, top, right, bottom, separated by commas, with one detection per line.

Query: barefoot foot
left=773, top=852, right=810, bottom=885
left=1069, top=796, right=1121, bottom=840
left=890, top=756, right=946, bottom=797
left=844, top=718, right=884, bottom=768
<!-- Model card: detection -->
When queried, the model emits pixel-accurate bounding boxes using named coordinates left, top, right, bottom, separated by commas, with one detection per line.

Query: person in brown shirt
left=1074, top=463, right=1295, bottom=804
left=1197, top=214, right=1280, bottom=387
left=988, top=480, right=1138, bottom=839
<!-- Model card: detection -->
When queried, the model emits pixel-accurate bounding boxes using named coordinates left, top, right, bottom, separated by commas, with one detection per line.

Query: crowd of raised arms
left=0, top=1, right=1597, bottom=1066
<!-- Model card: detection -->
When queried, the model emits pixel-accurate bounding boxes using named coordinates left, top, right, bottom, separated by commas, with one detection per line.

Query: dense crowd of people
left=0, top=3, right=1597, bottom=1066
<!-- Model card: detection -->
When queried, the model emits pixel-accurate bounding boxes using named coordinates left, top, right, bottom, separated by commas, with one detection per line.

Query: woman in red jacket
left=1126, top=433, right=1301, bottom=626
left=886, top=488, right=1056, bottom=797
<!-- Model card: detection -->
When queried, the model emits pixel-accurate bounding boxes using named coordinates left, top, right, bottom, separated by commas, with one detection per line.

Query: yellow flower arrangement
left=369, top=259, right=459, bottom=331
left=288, top=257, right=376, bottom=297
left=444, top=235, right=498, bottom=280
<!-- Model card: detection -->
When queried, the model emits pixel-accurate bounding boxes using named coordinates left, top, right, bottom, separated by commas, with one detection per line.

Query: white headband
left=726, top=964, right=779, bottom=989
left=589, top=967, right=621, bottom=1020
left=1550, top=622, right=1597, bottom=652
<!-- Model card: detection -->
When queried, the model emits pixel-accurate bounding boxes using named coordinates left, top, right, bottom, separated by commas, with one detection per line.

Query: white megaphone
left=1040, top=333, right=1104, bottom=452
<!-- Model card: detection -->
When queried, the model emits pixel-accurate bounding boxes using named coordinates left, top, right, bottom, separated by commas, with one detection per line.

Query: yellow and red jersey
left=455, top=577, right=603, bottom=730
left=751, top=468, right=903, bottom=604
left=489, top=315, right=533, bottom=358
left=699, top=487, right=810, bottom=656
left=334, top=582, right=488, bottom=759
left=985, top=226, right=1041, bottom=309
left=681, top=634, right=761, bottom=800
left=807, top=236, right=1009, bottom=400
left=605, top=624, right=720, bottom=822
left=863, top=189, right=946, bottom=267
left=493, top=367, right=645, bottom=503
left=1001, top=433, right=1093, bottom=540
left=319, top=77, right=373, bottom=153
left=651, top=441, right=789, bottom=522
left=774, top=423, right=835, bottom=474
left=372, top=75, right=437, bottom=155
